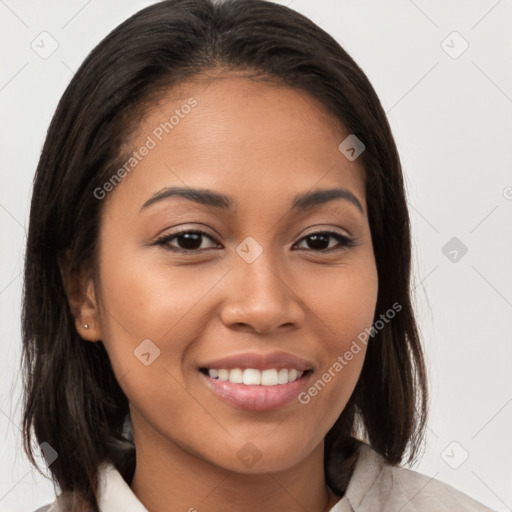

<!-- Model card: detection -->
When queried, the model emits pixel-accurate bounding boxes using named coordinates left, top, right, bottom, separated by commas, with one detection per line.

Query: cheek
left=295, top=254, right=378, bottom=417
left=97, top=237, right=230, bottom=348
left=304, top=250, right=379, bottom=347
left=327, top=272, right=378, bottom=354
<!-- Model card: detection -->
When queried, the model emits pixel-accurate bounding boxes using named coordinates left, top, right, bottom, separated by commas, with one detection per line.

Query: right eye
left=154, top=229, right=221, bottom=253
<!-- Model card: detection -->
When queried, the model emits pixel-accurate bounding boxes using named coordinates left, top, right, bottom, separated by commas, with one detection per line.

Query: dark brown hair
left=21, top=0, right=428, bottom=509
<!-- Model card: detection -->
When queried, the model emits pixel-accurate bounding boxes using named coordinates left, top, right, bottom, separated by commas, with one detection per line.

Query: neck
left=129, top=421, right=340, bottom=512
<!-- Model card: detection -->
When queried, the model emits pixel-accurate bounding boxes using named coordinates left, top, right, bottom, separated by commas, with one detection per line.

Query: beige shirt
left=36, top=444, right=495, bottom=511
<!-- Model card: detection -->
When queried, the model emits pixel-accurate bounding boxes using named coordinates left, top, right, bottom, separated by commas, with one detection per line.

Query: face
left=79, top=73, right=378, bottom=474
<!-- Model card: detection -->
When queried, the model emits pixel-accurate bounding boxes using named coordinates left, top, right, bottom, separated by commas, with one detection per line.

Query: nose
left=219, top=251, right=306, bottom=334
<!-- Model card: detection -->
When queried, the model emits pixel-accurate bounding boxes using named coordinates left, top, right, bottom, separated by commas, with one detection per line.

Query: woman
left=22, top=0, right=495, bottom=510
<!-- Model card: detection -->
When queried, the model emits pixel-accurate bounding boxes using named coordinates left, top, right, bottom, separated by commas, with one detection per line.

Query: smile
left=198, top=368, right=313, bottom=411
left=201, top=367, right=304, bottom=385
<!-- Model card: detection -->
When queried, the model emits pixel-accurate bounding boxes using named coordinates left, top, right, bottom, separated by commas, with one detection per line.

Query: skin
left=72, top=72, right=378, bottom=512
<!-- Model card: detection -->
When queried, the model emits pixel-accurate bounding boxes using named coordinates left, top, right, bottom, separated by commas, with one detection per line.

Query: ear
left=58, top=249, right=102, bottom=342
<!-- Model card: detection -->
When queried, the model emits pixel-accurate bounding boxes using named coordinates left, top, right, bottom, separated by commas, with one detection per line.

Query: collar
left=54, top=442, right=384, bottom=511
left=95, top=461, right=148, bottom=512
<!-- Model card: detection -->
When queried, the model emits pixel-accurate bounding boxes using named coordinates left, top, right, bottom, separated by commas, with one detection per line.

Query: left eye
left=293, top=232, right=356, bottom=251
left=155, top=230, right=356, bottom=253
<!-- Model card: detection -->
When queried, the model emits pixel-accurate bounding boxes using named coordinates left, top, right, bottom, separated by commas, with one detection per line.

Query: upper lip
left=199, top=351, right=314, bottom=372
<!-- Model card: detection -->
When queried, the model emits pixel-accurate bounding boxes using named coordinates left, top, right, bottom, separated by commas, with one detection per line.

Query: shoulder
left=33, top=461, right=147, bottom=512
left=32, top=481, right=93, bottom=512
left=33, top=505, right=55, bottom=512
left=344, top=443, right=496, bottom=512
left=32, top=494, right=72, bottom=512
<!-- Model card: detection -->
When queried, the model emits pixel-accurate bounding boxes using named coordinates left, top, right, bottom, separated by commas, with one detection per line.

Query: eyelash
left=154, top=228, right=358, bottom=254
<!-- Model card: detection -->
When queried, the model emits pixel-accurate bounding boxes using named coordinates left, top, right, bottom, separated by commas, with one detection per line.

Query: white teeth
left=278, top=368, right=288, bottom=384
left=261, top=369, right=278, bottom=386
left=243, top=368, right=261, bottom=385
left=228, top=368, right=243, bottom=384
left=207, top=368, right=304, bottom=385
left=218, top=369, right=229, bottom=381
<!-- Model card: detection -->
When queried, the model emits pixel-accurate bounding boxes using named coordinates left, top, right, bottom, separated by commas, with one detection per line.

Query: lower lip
left=198, top=370, right=313, bottom=411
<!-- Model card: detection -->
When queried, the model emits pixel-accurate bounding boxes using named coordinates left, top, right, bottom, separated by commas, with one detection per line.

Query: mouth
left=198, top=367, right=314, bottom=411
left=199, top=367, right=312, bottom=385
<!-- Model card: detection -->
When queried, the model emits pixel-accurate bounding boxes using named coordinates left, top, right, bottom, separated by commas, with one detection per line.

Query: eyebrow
left=140, top=186, right=364, bottom=214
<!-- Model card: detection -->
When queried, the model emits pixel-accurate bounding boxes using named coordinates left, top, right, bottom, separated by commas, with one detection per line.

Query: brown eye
left=156, top=230, right=220, bottom=252
left=294, top=231, right=357, bottom=252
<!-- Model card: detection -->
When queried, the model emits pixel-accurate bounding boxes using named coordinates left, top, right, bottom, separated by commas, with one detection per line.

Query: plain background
left=1, top=0, right=511, bottom=510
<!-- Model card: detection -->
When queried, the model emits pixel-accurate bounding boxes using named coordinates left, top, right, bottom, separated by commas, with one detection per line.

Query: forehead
left=106, top=74, right=366, bottom=215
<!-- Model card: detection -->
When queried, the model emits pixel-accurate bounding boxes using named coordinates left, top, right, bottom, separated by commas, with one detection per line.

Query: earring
left=84, top=324, right=89, bottom=329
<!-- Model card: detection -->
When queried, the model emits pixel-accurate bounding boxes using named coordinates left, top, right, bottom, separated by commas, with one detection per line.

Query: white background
left=1, top=0, right=511, bottom=510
